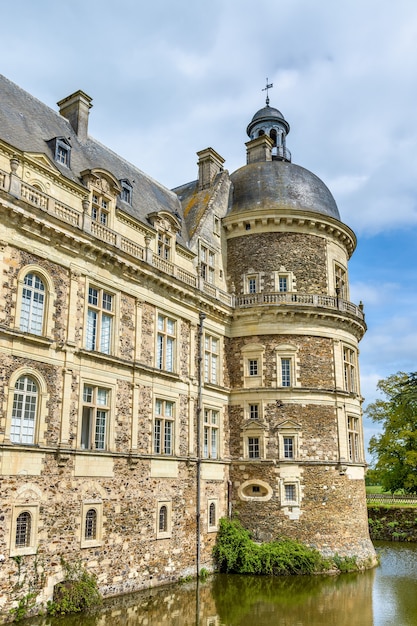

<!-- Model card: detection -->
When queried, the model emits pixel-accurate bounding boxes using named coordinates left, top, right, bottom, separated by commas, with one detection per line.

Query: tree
left=366, top=372, right=417, bottom=494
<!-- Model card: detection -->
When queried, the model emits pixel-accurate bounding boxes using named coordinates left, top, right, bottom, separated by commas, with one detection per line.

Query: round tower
left=224, top=102, right=375, bottom=564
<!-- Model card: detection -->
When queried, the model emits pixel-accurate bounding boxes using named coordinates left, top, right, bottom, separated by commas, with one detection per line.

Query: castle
left=0, top=75, right=376, bottom=619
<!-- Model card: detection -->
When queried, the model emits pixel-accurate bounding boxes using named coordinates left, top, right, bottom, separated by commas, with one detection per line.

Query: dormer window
left=52, top=138, right=71, bottom=167
left=92, top=194, right=109, bottom=225
left=120, top=179, right=133, bottom=205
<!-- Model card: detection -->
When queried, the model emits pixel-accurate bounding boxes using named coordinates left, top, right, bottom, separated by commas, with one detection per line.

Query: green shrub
left=47, top=557, right=101, bottom=616
left=213, top=519, right=327, bottom=576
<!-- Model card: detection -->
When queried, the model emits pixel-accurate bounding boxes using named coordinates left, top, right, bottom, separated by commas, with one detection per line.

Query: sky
left=2, top=0, right=417, bottom=458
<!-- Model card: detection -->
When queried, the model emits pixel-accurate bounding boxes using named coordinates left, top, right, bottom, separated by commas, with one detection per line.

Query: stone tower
left=224, top=103, right=375, bottom=562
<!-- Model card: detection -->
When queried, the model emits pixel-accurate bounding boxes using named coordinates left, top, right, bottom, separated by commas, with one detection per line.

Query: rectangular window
left=247, top=276, right=257, bottom=294
left=200, top=245, right=215, bottom=283
left=91, top=193, right=109, bottom=225
left=248, top=359, right=258, bottom=376
left=157, top=314, right=176, bottom=371
left=281, top=358, right=291, bottom=387
left=249, top=404, right=259, bottom=420
left=81, top=385, right=110, bottom=450
left=154, top=399, right=174, bottom=455
left=343, top=347, right=357, bottom=393
left=86, top=286, right=114, bottom=354
left=157, top=233, right=171, bottom=260
left=279, top=275, right=288, bottom=292
left=348, top=416, right=360, bottom=462
left=283, top=436, right=294, bottom=459
left=248, top=437, right=260, bottom=459
left=204, top=335, right=219, bottom=384
left=203, top=409, right=219, bottom=459
left=284, top=484, right=296, bottom=502
left=335, top=264, right=347, bottom=299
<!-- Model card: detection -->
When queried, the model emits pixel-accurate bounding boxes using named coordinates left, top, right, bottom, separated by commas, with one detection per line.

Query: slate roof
left=230, top=160, right=341, bottom=220
left=0, top=74, right=188, bottom=242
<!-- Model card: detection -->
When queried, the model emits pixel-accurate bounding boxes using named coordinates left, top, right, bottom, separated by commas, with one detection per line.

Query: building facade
left=0, top=75, right=375, bottom=620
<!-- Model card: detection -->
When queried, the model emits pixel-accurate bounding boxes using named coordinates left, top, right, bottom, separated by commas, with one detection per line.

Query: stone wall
left=226, top=232, right=327, bottom=294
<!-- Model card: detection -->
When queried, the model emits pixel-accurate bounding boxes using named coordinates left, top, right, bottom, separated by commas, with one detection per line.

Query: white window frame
left=242, top=344, right=265, bottom=388
left=157, top=231, right=172, bottom=260
left=91, top=191, right=111, bottom=226
left=80, top=383, right=112, bottom=451
left=85, top=284, right=115, bottom=354
left=275, top=344, right=298, bottom=388
left=4, top=368, right=49, bottom=446
left=277, top=420, right=301, bottom=461
left=154, top=398, right=175, bottom=455
left=334, top=262, right=348, bottom=299
left=15, top=266, right=56, bottom=338
left=273, top=270, right=294, bottom=293
left=156, top=313, right=176, bottom=372
left=200, top=243, right=215, bottom=284
left=347, top=415, right=361, bottom=462
left=204, top=333, right=220, bottom=385
left=203, top=408, right=220, bottom=459
left=343, top=345, right=357, bottom=393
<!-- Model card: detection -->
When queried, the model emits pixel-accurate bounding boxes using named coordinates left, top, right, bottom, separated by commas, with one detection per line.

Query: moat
left=21, top=542, right=417, bottom=626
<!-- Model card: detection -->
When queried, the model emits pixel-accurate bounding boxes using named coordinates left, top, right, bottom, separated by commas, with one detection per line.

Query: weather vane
left=262, top=78, right=273, bottom=105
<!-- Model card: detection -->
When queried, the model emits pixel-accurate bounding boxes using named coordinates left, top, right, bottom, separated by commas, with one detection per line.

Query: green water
left=23, top=542, right=417, bottom=625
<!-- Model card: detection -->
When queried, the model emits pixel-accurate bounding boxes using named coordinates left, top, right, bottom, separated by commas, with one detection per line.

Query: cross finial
left=262, top=78, right=273, bottom=105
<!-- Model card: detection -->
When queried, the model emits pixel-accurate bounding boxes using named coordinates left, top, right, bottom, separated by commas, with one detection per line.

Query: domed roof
left=229, top=160, right=340, bottom=220
left=247, top=104, right=290, bottom=137
left=251, top=105, right=286, bottom=123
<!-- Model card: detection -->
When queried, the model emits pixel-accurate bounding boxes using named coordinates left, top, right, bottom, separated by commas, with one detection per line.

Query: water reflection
left=23, top=542, right=417, bottom=626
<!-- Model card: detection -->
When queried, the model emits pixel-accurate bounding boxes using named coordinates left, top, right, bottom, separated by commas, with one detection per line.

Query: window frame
left=343, top=345, right=357, bottom=393
left=204, top=333, right=220, bottom=385
left=15, top=266, right=55, bottom=339
left=242, top=344, right=265, bottom=388
left=119, top=179, right=133, bottom=205
left=200, top=243, right=215, bottom=284
left=153, top=398, right=175, bottom=455
left=156, top=500, right=172, bottom=539
left=347, top=415, right=361, bottom=462
left=203, top=408, right=220, bottom=459
left=280, top=479, right=300, bottom=507
left=81, top=501, right=103, bottom=548
left=80, top=382, right=113, bottom=451
left=156, top=312, right=176, bottom=372
left=277, top=420, right=301, bottom=462
left=55, top=138, right=71, bottom=167
left=207, top=499, right=218, bottom=532
left=85, top=284, right=115, bottom=355
left=334, top=262, right=348, bottom=300
left=275, top=344, right=298, bottom=388
left=91, top=191, right=111, bottom=226
left=10, top=504, right=39, bottom=556
left=4, top=368, right=49, bottom=446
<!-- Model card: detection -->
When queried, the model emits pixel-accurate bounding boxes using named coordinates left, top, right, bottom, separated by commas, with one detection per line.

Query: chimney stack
left=245, top=134, right=274, bottom=164
left=197, top=148, right=225, bottom=191
left=57, top=90, right=92, bottom=142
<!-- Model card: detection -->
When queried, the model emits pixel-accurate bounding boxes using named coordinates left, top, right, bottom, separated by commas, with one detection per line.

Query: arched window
left=159, top=505, right=167, bottom=533
left=20, top=273, right=45, bottom=335
left=84, top=508, right=97, bottom=540
left=11, top=376, right=38, bottom=444
left=209, top=502, right=216, bottom=527
left=15, top=511, right=32, bottom=548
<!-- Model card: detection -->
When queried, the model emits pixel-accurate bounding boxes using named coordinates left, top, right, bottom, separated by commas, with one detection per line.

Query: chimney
left=246, top=134, right=274, bottom=164
left=57, top=90, right=93, bottom=142
left=197, top=148, right=225, bottom=191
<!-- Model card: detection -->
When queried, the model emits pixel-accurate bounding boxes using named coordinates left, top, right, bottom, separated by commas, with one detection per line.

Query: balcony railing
left=3, top=175, right=359, bottom=314
left=235, top=292, right=365, bottom=320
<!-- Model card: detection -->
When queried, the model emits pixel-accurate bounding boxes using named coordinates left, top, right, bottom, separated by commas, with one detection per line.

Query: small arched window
left=15, top=511, right=32, bottom=547
left=209, top=502, right=216, bottom=527
left=159, top=505, right=168, bottom=532
left=84, top=508, right=97, bottom=540
left=20, top=273, right=45, bottom=335
left=11, top=376, right=38, bottom=444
